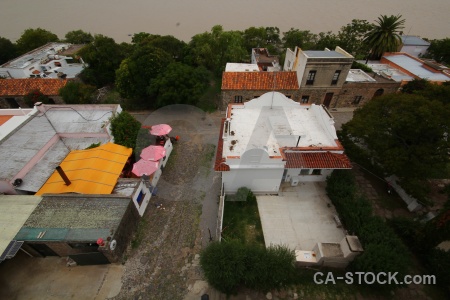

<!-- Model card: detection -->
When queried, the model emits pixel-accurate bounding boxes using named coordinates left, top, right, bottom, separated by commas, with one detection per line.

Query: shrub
left=110, top=111, right=141, bottom=150
left=200, top=241, right=296, bottom=295
left=23, top=89, right=50, bottom=107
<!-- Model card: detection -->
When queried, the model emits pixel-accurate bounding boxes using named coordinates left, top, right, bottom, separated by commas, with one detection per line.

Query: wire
left=35, top=106, right=114, bottom=122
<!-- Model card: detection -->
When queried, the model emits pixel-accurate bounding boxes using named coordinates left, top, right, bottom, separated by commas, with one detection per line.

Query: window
left=234, top=95, right=243, bottom=103
left=374, top=88, right=384, bottom=97
left=331, top=70, right=341, bottom=85
left=300, top=169, right=310, bottom=175
left=301, top=95, right=309, bottom=104
left=353, top=96, right=363, bottom=105
left=306, top=70, right=316, bottom=85
left=312, top=169, right=322, bottom=175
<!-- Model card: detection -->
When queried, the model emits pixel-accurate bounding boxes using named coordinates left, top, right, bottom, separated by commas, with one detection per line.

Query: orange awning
left=36, top=143, right=132, bottom=195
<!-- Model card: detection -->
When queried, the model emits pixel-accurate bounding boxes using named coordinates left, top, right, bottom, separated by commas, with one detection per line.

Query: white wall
left=132, top=181, right=152, bottom=216
left=285, top=169, right=333, bottom=183
left=283, top=48, right=296, bottom=71
left=223, top=168, right=284, bottom=194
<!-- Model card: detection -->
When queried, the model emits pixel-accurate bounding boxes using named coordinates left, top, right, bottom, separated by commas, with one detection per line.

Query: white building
left=214, top=92, right=351, bottom=194
left=0, top=43, right=86, bottom=79
left=399, top=36, right=430, bottom=58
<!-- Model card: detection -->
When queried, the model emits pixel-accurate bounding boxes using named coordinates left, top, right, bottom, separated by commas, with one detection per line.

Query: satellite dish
left=110, top=240, right=117, bottom=250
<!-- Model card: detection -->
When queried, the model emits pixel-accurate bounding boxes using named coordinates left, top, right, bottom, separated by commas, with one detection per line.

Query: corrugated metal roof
left=36, top=143, right=132, bottom=195
left=0, top=195, right=42, bottom=255
left=15, top=195, right=130, bottom=241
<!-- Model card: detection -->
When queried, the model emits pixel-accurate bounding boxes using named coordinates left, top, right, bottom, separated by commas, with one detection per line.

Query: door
left=323, top=93, right=333, bottom=108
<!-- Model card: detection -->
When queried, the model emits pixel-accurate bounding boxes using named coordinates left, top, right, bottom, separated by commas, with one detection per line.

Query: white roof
left=225, top=63, right=260, bottom=72
left=0, top=108, right=36, bottom=142
left=367, top=63, right=414, bottom=82
left=0, top=195, right=42, bottom=256
left=0, top=104, right=119, bottom=192
left=224, top=92, right=338, bottom=157
left=346, top=69, right=376, bottom=82
left=383, top=55, right=450, bottom=81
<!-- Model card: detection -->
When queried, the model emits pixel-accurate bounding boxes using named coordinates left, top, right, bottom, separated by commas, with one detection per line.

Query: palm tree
left=364, top=15, right=405, bottom=62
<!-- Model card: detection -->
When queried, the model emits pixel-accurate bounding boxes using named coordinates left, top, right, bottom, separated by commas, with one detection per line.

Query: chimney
left=55, top=166, right=71, bottom=185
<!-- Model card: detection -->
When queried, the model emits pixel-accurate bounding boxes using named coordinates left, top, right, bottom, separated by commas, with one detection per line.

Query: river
left=0, top=0, right=449, bottom=43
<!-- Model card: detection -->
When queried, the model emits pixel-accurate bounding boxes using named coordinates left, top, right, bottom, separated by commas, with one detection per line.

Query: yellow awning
left=36, top=143, right=132, bottom=195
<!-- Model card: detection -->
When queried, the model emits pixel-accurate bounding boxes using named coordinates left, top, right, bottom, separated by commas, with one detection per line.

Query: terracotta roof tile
left=0, top=79, right=68, bottom=96
left=284, top=151, right=352, bottom=169
left=221, top=72, right=299, bottom=90
left=214, top=118, right=230, bottom=172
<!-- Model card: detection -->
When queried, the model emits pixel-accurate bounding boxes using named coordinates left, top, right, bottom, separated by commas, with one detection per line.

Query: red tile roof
left=284, top=151, right=352, bottom=169
left=214, top=118, right=230, bottom=172
left=222, top=72, right=299, bottom=90
left=0, top=79, right=68, bottom=96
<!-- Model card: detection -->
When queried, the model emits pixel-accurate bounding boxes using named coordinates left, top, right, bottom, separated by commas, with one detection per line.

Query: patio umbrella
left=140, top=145, right=166, bottom=161
left=132, top=159, right=159, bottom=177
left=150, top=124, right=172, bottom=136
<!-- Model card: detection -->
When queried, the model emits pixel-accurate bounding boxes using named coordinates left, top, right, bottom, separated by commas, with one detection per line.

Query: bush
left=200, top=241, right=296, bottom=295
left=426, top=248, right=450, bottom=291
left=110, top=111, right=141, bottom=150
left=23, top=89, right=50, bottom=107
left=59, top=81, right=96, bottom=104
left=326, top=170, right=411, bottom=287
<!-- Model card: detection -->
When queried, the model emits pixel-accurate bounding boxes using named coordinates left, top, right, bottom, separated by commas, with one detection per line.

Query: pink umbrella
left=132, top=159, right=159, bottom=177
left=140, top=145, right=166, bottom=161
left=150, top=124, right=172, bottom=136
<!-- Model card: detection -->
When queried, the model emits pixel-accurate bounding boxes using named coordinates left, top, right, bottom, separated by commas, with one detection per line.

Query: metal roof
left=383, top=54, right=450, bottom=81
left=0, top=195, right=42, bottom=256
left=36, top=143, right=132, bottom=195
left=401, top=35, right=430, bottom=46
left=303, top=51, right=347, bottom=58
left=15, top=195, right=130, bottom=242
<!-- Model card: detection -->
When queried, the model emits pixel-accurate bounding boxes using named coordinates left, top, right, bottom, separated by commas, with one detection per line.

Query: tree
left=337, top=19, right=374, bottom=58
left=77, top=34, right=126, bottom=87
left=187, top=25, right=246, bottom=75
left=364, top=15, right=405, bottom=61
left=0, top=37, right=17, bottom=65
left=426, top=38, right=450, bottom=65
left=64, top=30, right=94, bottom=44
left=23, top=89, right=50, bottom=107
left=135, top=34, right=187, bottom=62
left=110, top=111, right=141, bottom=150
left=282, top=28, right=317, bottom=50
left=115, top=46, right=173, bottom=102
left=148, top=62, right=210, bottom=107
left=343, top=94, right=450, bottom=179
left=16, top=28, right=59, bottom=54
left=58, top=81, right=96, bottom=104
left=401, top=78, right=433, bottom=94
left=314, top=31, right=340, bottom=50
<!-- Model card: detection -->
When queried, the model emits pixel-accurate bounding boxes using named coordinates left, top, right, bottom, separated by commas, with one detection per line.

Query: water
left=1, top=0, right=449, bottom=43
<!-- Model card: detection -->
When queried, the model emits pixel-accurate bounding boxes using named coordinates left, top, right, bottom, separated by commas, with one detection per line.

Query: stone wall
left=99, top=200, right=140, bottom=263
left=0, top=96, right=64, bottom=109
left=297, top=87, right=342, bottom=106
left=333, top=80, right=401, bottom=108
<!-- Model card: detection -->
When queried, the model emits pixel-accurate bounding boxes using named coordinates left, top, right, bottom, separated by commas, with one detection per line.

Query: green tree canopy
left=115, top=46, right=173, bottom=102
left=77, top=34, right=126, bottom=87
left=110, top=111, right=141, bottom=150
left=16, top=28, right=59, bottom=54
left=364, top=15, right=405, bottom=60
left=148, top=62, right=210, bottom=107
left=343, top=94, right=450, bottom=179
left=134, top=34, right=187, bottom=62
left=64, top=30, right=94, bottom=44
left=0, top=37, right=17, bottom=65
left=337, top=19, right=374, bottom=58
left=314, top=31, right=340, bottom=50
left=58, top=81, right=96, bottom=104
left=187, top=25, right=246, bottom=75
left=282, top=28, right=317, bottom=50
left=426, top=38, right=450, bottom=65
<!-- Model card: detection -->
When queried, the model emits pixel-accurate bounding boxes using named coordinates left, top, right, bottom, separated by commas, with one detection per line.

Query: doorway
left=323, top=93, right=333, bottom=108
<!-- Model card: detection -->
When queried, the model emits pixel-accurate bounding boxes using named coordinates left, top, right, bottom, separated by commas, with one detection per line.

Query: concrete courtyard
left=257, top=182, right=346, bottom=251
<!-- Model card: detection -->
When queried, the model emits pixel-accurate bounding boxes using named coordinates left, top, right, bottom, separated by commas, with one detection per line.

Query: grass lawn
left=222, top=191, right=265, bottom=246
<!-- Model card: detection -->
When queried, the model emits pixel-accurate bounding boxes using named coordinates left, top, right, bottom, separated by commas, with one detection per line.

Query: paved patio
left=257, top=182, right=345, bottom=251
